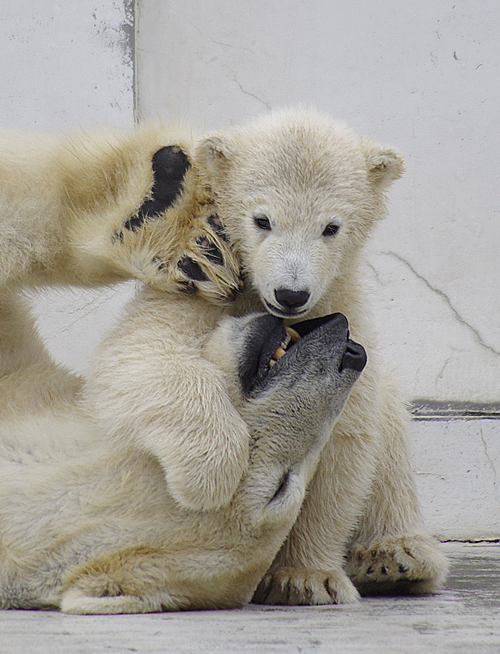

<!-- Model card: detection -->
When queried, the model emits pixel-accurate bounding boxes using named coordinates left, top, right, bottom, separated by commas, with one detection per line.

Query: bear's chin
left=263, top=298, right=310, bottom=320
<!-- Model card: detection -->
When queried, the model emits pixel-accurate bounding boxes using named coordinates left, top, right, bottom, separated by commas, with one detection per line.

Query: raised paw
left=173, top=210, right=242, bottom=304
left=252, top=567, right=360, bottom=606
left=111, top=144, right=241, bottom=305
left=345, top=534, right=449, bottom=596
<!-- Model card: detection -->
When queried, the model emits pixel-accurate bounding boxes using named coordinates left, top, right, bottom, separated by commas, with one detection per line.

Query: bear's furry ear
left=194, top=135, right=238, bottom=180
left=362, top=141, right=405, bottom=189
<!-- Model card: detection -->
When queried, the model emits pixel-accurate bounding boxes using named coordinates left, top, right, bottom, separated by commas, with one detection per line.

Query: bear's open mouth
left=241, top=313, right=366, bottom=397
left=262, top=313, right=367, bottom=377
left=258, top=313, right=367, bottom=377
left=268, top=326, right=301, bottom=367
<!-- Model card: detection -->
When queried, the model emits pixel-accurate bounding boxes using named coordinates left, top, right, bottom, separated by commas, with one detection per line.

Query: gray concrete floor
left=1, top=542, right=499, bottom=654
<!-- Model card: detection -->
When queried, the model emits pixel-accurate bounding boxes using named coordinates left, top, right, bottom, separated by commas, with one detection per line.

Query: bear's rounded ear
left=362, top=140, right=405, bottom=189
left=194, top=134, right=238, bottom=180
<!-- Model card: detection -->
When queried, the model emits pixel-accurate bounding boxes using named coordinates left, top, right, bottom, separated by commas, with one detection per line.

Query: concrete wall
left=136, top=0, right=500, bottom=538
left=1, top=0, right=137, bottom=373
left=2, top=0, right=134, bottom=131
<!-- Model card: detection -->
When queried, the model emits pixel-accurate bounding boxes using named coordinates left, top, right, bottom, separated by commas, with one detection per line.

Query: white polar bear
left=0, top=285, right=365, bottom=612
left=0, top=109, right=448, bottom=609
left=88, top=108, right=448, bottom=605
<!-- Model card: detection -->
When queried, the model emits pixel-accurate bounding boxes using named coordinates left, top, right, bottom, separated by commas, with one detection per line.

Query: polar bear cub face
left=195, top=108, right=404, bottom=318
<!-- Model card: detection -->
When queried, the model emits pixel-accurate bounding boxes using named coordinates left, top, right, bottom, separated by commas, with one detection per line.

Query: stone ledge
left=411, top=400, right=500, bottom=420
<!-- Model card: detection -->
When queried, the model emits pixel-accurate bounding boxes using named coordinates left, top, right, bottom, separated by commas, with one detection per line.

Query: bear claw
left=252, top=567, right=360, bottom=606
left=345, top=535, right=449, bottom=595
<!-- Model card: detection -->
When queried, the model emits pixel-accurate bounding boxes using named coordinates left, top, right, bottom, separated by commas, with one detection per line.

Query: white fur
left=84, top=109, right=448, bottom=604
left=197, top=108, right=448, bottom=602
left=0, top=291, right=359, bottom=612
left=0, top=110, right=448, bottom=611
left=0, top=125, right=240, bottom=303
left=0, top=121, right=361, bottom=613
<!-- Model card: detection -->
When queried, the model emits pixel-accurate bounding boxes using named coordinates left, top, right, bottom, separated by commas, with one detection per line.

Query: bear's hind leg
left=60, top=547, right=189, bottom=615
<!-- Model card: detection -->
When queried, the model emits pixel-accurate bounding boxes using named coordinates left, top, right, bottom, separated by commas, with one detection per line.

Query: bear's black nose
left=274, top=288, right=310, bottom=310
left=340, top=340, right=367, bottom=373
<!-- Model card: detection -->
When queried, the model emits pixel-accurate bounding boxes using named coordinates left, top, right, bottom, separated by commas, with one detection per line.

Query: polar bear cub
left=196, top=108, right=449, bottom=602
left=0, top=292, right=365, bottom=612
left=89, top=108, right=448, bottom=604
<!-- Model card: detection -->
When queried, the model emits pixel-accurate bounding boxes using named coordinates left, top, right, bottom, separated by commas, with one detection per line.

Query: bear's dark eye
left=254, top=214, right=271, bottom=231
left=322, top=223, right=340, bottom=237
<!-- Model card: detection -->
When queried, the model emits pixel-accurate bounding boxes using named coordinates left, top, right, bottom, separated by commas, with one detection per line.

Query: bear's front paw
left=252, top=567, right=360, bottom=605
left=110, top=144, right=242, bottom=305
left=173, top=211, right=243, bottom=304
left=112, top=208, right=242, bottom=306
left=345, top=534, right=449, bottom=595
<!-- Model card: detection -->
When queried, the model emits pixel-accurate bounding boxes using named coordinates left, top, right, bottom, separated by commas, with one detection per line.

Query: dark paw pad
left=124, top=146, right=191, bottom=233
left=151, top=257, right=166, bottom=271
left=177, top=257, right=209, bottom=282
left=196, top=236, right=224, bottom=266
left=178, top=281, right=197, bottom=295
left=207, top=214, right=229, bottom=242
left=123, top=214, right=146, bottom=232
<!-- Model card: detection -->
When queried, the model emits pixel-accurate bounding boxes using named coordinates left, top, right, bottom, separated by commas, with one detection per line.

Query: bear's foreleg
left=0, top=129, right=240, bottom=302
left=87, top=290, right=251, bottom=512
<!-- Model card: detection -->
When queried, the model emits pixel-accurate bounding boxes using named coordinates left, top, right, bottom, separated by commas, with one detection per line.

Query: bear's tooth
left=285, top=326, right=301, bottom=343
left=280, top=333, right=291, bottom=350
left=273, top=346, right=287, bottom=360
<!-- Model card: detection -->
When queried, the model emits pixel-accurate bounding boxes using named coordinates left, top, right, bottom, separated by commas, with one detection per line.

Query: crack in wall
left=161, top=10, right=270, bottom=112
left=382, top=251, right=500, bottom=357
left=480, top=424, right=498, bottom=488
left=181, top=14, right=257, bottom=57
left=210, top=39, right=257, bottom=56
left=367, top=262, right=382, bottom=285
left=436, top=355, right=451, bottom=384
left=229, top=72, right=271, bottom=110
